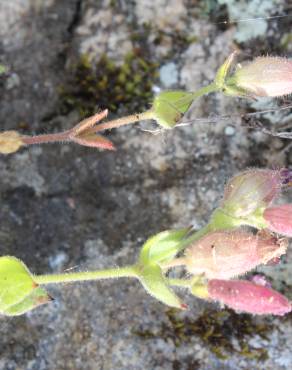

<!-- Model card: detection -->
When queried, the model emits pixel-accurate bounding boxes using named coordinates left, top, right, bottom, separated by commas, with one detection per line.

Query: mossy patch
left=59, top=53, right=159, bottom=118
left=134, top=308, right=271, bottom=361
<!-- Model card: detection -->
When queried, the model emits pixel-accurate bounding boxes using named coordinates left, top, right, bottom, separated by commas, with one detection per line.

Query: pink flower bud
left=263, top=204, right=292, bottom=237
left=184, top=230, right=287, bottom=279
left=222, top=169, right=282, bottom=218
left=232, top=57, right=292, bottom=97
left=208, top=279, right=291, bottom=315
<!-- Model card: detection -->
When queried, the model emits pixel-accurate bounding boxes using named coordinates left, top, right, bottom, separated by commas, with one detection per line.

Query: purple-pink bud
left=222, top=169, right=282, bottom=218
left=280, top=168, right=292, bottom=186
left=208, top=279, right=291, bottom=315
left=263, top=204, right=292, bottom=237
left=233, top=57, right=292, bottom=97
left=184, top=230, right=287, bottom=279
left=250, top=274, right=272, bottom=288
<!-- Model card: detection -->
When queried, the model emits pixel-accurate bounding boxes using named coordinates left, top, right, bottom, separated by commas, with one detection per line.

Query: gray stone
left=0, top=1, right=291, bottom=369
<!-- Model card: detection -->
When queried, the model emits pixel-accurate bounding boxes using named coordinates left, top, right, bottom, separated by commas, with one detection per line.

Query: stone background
left=0, top=0, right=291, bottom=369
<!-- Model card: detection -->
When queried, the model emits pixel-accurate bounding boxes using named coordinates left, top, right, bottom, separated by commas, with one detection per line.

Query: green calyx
left=210, top=207, right=268, bottom=231
left=189, top=276, right=209, bottom=300
left=214, top=51, right=248, bottom=97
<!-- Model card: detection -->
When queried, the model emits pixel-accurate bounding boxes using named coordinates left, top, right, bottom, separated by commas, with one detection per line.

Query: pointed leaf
left=152, top=91, right=195, bottom=128
left=0, top=256, right=51, bottom=316
left=139, top=228, right=189, bottom=265
left=139, top=264, right=186, bottom=309
left=3, top=287, right=51, bottom=316
left=0, top=256, right=36, bottom=311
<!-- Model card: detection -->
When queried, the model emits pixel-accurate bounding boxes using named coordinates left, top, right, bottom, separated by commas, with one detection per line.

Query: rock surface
left=0, top=0, right=291, bottom=369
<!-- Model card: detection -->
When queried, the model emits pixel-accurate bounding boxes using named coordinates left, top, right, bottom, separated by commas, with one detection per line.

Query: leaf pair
left=137, top=229, right=189, bottom=309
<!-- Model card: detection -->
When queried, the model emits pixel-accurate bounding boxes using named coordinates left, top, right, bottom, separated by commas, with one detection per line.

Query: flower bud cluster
left=181, top=168, right=292, bottom=315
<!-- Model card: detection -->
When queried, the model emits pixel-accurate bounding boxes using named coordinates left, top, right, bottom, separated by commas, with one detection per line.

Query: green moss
left=59, top=53, right=159, bottom=118
left=281, top=33, right=292, bottom=49
left=0, top=64, right=7, bottom=75
left=152, top=30, right=198, bottom=50
left=130, top=22, right=197, bottom=60
left=134, top=308, right=271, bottom=361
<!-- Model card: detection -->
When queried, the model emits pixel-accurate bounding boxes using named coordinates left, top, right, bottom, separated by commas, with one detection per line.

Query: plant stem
left=167, top=278, right=192, bottom=288
left=22, top=131, right=71, bottom=146
left=34, top=265, right=138, bottom=285
left=87, top=110, right=155, bottom=133
left=190, top=82, right=219, bottom=100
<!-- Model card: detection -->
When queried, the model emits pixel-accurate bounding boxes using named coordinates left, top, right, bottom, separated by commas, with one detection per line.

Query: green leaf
left=152, top=91, right=195, bottom=128
left=3, top=287, right=51, bottom=316
left=0, top=256, right=51, bottom=315
left=138, top=264, right=186, bottom=309
left=139, top=228, right=189, bottom=265
left=0, top=256, right=36, bottom=311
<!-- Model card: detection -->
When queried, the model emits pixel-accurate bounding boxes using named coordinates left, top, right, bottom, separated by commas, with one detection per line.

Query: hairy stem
left=167, top=278, right=192, bottom=288
left=34, top=265, right=139, bottom=285
left=88, top=110, right=155, bottom=133
left=190, top=82, right=219, bottom=100
left=22, top=131, right=71, bottom=146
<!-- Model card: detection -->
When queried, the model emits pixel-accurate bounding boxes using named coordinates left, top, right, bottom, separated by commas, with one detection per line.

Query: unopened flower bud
left=222, top=169, right=282, bottom=218
left=263, top=204, right=292, bottom=237
left=229, top=57, right=292, bottom=97
left=208, top=279, right=291, bottom=315
left=184, top=230, right=287, bottom=279
left=0, top=131, right=24, bottom=154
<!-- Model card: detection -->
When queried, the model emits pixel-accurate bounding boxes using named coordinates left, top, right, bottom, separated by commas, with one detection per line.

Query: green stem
left=167, top=278, right=192, bottom=288
left=22, top=131, right=71, bottom=146
left=34, top=265, right=138, bottom=285
left=190, top=82, right=219, bottom=100
left=85, top=84, right=218, bottom=134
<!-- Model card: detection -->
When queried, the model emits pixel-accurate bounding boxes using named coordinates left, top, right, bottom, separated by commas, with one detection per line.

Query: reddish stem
left=22, top=131, right=71, bottom=146
left=87, top=110, right=154, bottom=133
